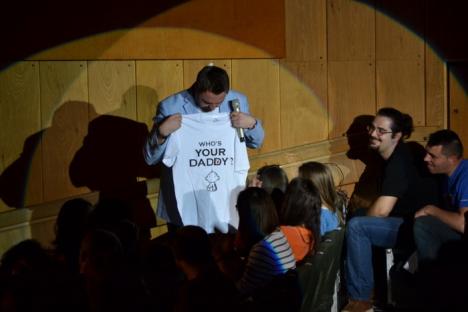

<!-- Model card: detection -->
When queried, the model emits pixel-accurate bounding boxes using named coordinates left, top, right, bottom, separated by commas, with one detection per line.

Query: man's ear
left=392, top=131, right=402, bottom=142
left=448, top=154, right=459, bottom=166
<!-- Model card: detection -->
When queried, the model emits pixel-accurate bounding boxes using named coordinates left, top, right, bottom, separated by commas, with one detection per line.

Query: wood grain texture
left=376, top=60, right=425, bottom=126
left=136, top=60, right=183, bottom=128
left=327, top=0, right=375, bottom=61
left=0, top=62, right=42, bottom=210
left=280, top=61, right=328, bottom=148
left=328, top=61, right=376, bottom=139
left=88, top=61, right=137, bottom=119
left=425, top=46, right=446, bottom=127
left=31, top=0, right=285, bottom=60
left=285, top=0, right=326, bottom=61
left=449, top=67, right=468, bottom=157
left=376, top=1, right=425, bottom=60
left=40, top=61, right=90, bottom=201
left=231, top=59, right=281, bottom=155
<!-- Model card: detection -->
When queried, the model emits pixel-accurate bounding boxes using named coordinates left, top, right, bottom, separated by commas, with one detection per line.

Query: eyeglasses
left=366, top=125, right=393, bottom=136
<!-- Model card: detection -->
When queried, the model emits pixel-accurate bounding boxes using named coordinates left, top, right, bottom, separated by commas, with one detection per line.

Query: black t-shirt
left=380, top=142, right=439, bottom=218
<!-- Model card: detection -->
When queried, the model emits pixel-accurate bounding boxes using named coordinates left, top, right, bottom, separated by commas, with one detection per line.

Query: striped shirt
left=237, top=229, right=296, bottom=295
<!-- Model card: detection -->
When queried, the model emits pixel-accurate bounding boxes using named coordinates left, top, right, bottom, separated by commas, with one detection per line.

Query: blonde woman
left=299, top=162, right=345, bottom=235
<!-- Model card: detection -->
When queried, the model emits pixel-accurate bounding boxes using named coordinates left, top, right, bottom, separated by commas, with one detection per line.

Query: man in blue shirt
left=414, top=129, right=468, bottom=261
left=143, top=65, right=264, bottom=229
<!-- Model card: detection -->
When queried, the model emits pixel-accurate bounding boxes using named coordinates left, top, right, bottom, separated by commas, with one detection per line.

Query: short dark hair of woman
left=256, top=164, right=289, bottom=194
left=281, top=177, right=322, bottom=253
left=236, top=187, right=279, bottom=248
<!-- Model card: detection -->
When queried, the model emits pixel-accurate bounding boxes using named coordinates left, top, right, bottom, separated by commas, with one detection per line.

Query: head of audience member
left=424, top=129, right=464, bottom=176
left=0, top=240, right=52, bottom=278
left=250, top=164, right=289, bottom=213
left=172, top=225, right=216, bottom=280
left=299, top=162, right=345, bottom=223
left=236, top=187, right=279, bottom=253
left=251, top=165, right=288, bottom=193
left=368, top=107, right=413, bottom=158
left=79, top=229, right=124, bottom=281
left=54, top=198, right=93, bottom=272
left=281, top=178, right=321, bottom=253
left=190, top=65, right=230, bottom=112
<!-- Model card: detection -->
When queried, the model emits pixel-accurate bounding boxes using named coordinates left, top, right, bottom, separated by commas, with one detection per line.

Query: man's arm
left=367, top=195, right=398, bottom=217
left=415, top=205, right=468, bottom=233
left=234, top=94, right=264, bottom=149
left=143, top=102, right=181, bottom=165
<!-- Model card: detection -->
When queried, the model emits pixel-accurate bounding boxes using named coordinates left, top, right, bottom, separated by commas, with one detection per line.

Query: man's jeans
left=345, top=216, right=403, bottom=300
left=414, top=215, right=462, bottom=262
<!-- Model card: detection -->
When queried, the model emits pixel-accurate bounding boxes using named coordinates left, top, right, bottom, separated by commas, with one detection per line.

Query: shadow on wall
left=69, top=114, right=159, bottom=232
left=345, top=114, right=383, bottom=213
left=0, top=98, right=160, bottom=233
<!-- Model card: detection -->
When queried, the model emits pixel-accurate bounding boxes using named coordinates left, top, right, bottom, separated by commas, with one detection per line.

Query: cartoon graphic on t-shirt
left=206, top=170, right=220, bottom=192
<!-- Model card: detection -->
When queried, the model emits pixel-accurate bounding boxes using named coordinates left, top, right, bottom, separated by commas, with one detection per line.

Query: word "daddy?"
left=189, top=148, right=232, bottom=167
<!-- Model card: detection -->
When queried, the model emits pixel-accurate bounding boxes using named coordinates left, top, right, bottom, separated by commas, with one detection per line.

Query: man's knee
left=347, top=216, right=366, bottom=235
left=414, top=216, right=433, bottom=239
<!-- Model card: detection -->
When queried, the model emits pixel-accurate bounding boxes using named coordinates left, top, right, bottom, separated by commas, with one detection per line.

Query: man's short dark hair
left=427, top=129, right=464, bottom=159
left=377, top=107, right=414, bottom=140
left=192, top=65, right=229, bottom=95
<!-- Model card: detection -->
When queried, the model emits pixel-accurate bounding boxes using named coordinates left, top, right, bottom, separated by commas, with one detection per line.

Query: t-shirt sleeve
left=162, top=130, right=180, bottom=167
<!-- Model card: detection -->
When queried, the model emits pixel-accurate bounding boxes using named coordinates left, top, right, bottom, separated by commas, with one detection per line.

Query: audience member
left=342, top=108, right=439, bottom=312
left=53, top=198, right=93, bottom=274
left=299, top=161, right=345, bottom=235
left=0, top=239, right=86, bottom=312
left=80, top=229, right=152, bottom=312
left=280, top=177, right=321, bottom=262
left=235, top=187, right=296, bottom=295
left=172, top=225, right=238, bottom=312
left=250, top=164, right=289, bottom=213
left=414, top=129, right=468, bottom=260
left=411, top=129, right=468, bottom=311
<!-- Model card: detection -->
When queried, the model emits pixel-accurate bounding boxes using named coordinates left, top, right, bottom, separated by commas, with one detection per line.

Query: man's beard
left=369, top=137, right=381, bottom=149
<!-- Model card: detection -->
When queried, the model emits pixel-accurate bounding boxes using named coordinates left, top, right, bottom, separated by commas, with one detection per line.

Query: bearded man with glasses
left=342, top=108, right=439, bottom=312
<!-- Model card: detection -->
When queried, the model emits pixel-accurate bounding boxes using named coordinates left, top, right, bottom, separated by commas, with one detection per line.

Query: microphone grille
left=231, top=99, right=240, bottom=111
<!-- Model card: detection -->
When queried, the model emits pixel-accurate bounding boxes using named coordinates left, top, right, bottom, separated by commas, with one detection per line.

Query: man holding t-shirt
left=143, top=65, right=264, bottom=232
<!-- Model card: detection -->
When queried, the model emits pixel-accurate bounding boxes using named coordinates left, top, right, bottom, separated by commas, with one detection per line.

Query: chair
left=297, top=227, right=345, bottom=312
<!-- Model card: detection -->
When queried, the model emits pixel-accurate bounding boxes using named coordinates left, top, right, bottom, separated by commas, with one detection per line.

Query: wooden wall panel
left=31, top=0, right=285, bottom=60
left=183, top=60, right=232, bottom=90
left=425, top=46, right=446, bottom=127
left=376, top=6, right=424, bottom=60
left=231, top=59, right=281, bottom=155
left=449, top=68, right=468, bottom=157
left=0, top=62, right=42, bottom=210
left=39, top=61, right=89, bottom=202
left=285, top=0, right=326, bottom=61
left=376, top=61, right=425, bottom=126
left=327, top=0, right=375, bottom=61
left=136, top=61, right=183, bottom=128
left=88, top=61, right=137, bottom=119
left=328, top=61, right=376, bottom=138
left=280, top=61, right=328, bottom=148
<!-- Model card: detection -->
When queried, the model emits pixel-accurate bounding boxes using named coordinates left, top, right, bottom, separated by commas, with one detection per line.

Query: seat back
left=297, top=227, right=345, bottom=312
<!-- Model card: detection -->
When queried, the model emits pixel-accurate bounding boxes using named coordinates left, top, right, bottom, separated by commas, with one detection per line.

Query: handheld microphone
left=230, top=99, right=245, bottom=142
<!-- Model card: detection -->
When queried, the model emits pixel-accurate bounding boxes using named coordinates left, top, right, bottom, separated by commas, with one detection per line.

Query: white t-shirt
left=162, top=112, right=249, bottom=233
